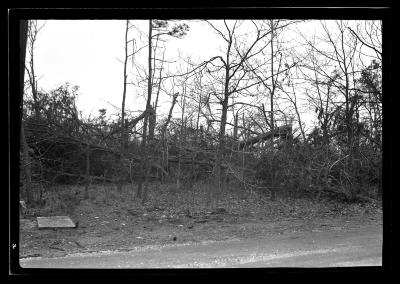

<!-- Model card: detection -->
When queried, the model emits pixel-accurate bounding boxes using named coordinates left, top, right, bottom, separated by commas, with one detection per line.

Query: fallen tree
left=239, top=125, right=293, bottom=149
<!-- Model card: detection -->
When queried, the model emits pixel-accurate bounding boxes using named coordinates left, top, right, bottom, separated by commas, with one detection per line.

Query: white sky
left=30, top=20, right=223, bottom=117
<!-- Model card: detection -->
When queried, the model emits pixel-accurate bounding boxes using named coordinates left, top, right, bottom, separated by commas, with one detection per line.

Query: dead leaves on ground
left=19, top=182, right=382, bottom=258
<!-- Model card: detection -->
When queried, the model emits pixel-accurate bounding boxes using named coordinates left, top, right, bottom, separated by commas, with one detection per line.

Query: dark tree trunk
left=160, top=93, right=178, bottom=182
left=84, top=146, right=90, bottom=199
left=21, top=122, right=34, bottom=205
left=20, top=20, right=33, bottom=205
left=148, top=105, right=156, bottom=141
left=118, top=20, right=129, bottom=192
left=233, top=112, right=238, bottom=142
left=215, top=65, right=230, bottom=195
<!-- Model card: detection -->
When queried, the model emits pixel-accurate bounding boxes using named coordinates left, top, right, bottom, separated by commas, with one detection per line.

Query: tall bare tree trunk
left=160, top=92, right=178, bottom=182
left=215, top=64, right=230, bottom=199
left=26, top=20, right=42, bottom=117
left=118, top=20, right=129, bottom=192
left=148, top=105, right=156, bottom=141
left=20, top=20, right=34, bottom=206
left=137, top=20, right=153, bottom=203
left=177, top=85, right=187, bottom=191
left=23, top=20, right=47, bottom=207
left=343, top=55, right=355, bottom=198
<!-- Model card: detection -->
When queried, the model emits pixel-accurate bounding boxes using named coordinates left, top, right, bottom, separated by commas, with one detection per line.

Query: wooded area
left=19, top=19, right=382, bottom=209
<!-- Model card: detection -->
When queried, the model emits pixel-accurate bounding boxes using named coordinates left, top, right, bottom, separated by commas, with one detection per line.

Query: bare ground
left=19, top=182, right=382, bottom=259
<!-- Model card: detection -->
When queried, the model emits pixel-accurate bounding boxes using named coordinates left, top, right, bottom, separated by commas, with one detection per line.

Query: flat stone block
left=37, top=216, right=76, bottom=229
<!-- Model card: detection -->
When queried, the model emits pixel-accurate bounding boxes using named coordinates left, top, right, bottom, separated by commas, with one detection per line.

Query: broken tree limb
left=238, top=125, right=292, bottom=149
left=124, top=110, right=148, bottom=133
left=160, top=92, right=179, bottom=143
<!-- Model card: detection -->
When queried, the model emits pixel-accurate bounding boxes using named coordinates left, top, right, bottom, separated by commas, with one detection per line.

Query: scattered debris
left=51, top=240, right=62, bottom=246
left=73, top=240, right=85, bottom=248
left=21, top=253, right=42, bottom=258
left=212, top=208, right=227, bottom=214
left=19, top=183, right=382, bottom=259
left=49, top=246, right=65, bottom=251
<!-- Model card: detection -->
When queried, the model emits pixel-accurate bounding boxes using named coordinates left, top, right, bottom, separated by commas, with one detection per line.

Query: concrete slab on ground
left=37, top=216, right=76, bottom=229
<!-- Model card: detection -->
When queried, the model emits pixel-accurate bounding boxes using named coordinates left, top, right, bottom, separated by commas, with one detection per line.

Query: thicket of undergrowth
left=252, top=142, right=381, bottom=201
left=19, top=84, right=382, bottom=209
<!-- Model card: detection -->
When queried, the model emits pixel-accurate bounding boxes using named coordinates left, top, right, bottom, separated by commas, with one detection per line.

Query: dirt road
left=19, top=224, right=382, bottom=268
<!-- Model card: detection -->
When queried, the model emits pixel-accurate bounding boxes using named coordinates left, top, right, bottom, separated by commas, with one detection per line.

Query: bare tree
left=295, top=20, right=383, bottom=198
left=298, top=48, right=342, bottom=145
left=20, top=20, right=32, bottom=205
left=350, top=21, right=382, bottom=151
left=207, top=20, right=297, bottom=200
left=21, top=20, right=45, bottom=205
left=25, top=20, right=45, bottom=117
left=203, top=20, right=278, bottom=198
left=136, top=20, right=189, bottom=202
left=159, top=92, right=179, bottom=181
left=136, top=20, right=153, bottom=201
left=176, top=80, right=187, bottom=191
left=117, top=20, right=130, bottom=192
